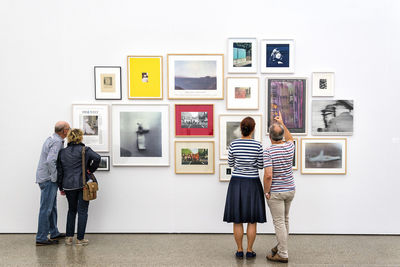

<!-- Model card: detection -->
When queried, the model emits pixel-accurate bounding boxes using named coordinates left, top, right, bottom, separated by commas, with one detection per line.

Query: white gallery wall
left=0, top=0, right=399, bottom=234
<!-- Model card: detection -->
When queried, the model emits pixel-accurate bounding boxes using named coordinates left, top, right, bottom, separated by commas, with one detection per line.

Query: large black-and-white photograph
left=312, top=100, right=354, bottom=135
left=226, top=121, right=241, bottom=149
left=181, top=112, right=208, bottom=128
left=119, top=112, right=162, bottom=157
left=305, top=143, right=342, bottom=169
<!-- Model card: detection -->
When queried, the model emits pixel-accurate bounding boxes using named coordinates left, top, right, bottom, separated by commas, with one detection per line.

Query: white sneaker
left=65, top=237, right=73, bottom=245
left=76, top=239, right=89, bottom=246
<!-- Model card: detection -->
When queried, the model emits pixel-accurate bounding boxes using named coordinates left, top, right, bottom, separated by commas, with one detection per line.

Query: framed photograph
left=267, top=78, right=307, bottom=135
left=98, top=156, right=110, bottom=171
left=127, top=56, right=163, bottom=99
left=312, top=100, right=354, bottom=135
left=226, top=77, right=259, bottom=110
left=227, top=38, right=257, bottom=73
left=261, top=39, right=294, bottom=73
left=312, top=72, right=335, bottom=97
left=175, top=141, right=215, bottom=174
left=175, top=104, right=214, bottom=137
left=301, top=138, right=347, bottom=175
left=219, top=114, right=262, bottom=159
left=167, top=54, right=224, bottom=99
left=292, top=138, right=298, bottom=170
left=94, top=66, right=122, bottom=100
left=111, top=104, right=169, bottom=166
left=72, top=104, right=109, bottom=152
left=219, top=163, right=232, bottom=182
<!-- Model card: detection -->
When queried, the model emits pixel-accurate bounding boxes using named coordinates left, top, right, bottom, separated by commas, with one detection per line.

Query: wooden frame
left=111, top=104, right=170, bottom=166
left=175, top=141, right=215, bottom=174
left=219, top=114, right=262, bottom=159
left=219, top=163, right=232, bottom=182
left=127, top=55, right=163, bottom=99
left=312, top=72, right=335, bottom=97
left=167, top=54, right=224, bottom=99
left=266, top=77, right=307, bottom=135
left=227, top=38, right=257, bottom=73
left=94, top=66, right=122, bottom=100
left=226, top=77, right=259, bottom=110
left=261, top=39, right=295, bottom=73
left=72, top=104, right=110, bottom=152
left=301, top=138, right=347, bottom=175
left=174, top=104, right=214, bottom=137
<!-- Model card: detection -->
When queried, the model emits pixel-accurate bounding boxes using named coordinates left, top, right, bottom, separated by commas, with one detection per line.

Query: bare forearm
left=282, top=123, right=293, bottom=142
left=263, top=175, right=272, bottom=193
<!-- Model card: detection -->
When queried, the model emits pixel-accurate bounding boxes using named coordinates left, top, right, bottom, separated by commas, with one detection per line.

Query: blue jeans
left=65, top=189, right=89, bottom=240
left=36, top=180, right=60, bottom=242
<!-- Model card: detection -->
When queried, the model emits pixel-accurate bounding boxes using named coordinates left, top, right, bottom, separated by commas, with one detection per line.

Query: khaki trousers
left=267, top=190, right=295, bottom=258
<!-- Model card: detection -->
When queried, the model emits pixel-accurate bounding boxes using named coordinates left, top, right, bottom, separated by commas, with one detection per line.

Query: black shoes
left=235, top=251, right=244, bottom=259
left=50, top=233, right=66, bottom=240
left=246, top=251, right=256, bottom=259
left=36, top=239, right=59, bottom=246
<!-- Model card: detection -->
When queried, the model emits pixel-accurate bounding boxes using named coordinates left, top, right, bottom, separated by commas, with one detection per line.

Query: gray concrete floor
left=0, top=234, right=399, bottom=266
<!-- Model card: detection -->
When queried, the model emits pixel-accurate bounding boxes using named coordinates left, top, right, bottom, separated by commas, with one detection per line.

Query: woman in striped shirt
left=223, top=117, right=266, bottom=259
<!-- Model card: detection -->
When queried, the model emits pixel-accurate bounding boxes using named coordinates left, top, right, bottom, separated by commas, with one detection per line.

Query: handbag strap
left=81, top=146, right=86, bottom=186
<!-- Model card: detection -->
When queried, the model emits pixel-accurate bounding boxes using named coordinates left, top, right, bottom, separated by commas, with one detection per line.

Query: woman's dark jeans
left=65, top=189, right=89, bottom=240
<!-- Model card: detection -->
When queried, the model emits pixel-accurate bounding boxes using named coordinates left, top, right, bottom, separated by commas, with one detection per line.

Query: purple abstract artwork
left=268, top=79, right=306, bottom=133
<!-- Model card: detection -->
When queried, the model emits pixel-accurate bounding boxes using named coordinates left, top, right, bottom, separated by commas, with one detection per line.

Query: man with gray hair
left=36, top=121, right=70, bottom=245
left=263, top=112, right=295, bottom=263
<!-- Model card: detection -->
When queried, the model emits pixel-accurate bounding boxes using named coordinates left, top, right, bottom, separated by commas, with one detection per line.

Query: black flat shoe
left=50, top=233, right=66, bottom=239
left=235, top=251, right=244, bottom=259
left=246, top=251, right=256, bottom=258
left=36, top=239, right=59, bottom=246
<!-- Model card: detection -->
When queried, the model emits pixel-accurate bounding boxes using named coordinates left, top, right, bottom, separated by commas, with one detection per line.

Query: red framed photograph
left=175, top=104, right=214, bottom=137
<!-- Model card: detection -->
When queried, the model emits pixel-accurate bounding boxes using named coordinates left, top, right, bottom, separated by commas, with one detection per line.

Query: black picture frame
left=98, top=156, right=110, bottom=171
left=94, top=66, right=122, bottom=100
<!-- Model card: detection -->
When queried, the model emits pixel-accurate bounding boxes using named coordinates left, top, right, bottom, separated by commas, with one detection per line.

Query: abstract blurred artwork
left=267, top=78, right=307, bottom=134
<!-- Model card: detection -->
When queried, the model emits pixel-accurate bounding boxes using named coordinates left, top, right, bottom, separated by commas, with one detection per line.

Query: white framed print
left=98, top=156, right=110, bottom=171
left=226, top=77, right=259, bottom=110
left=227, top=38, right=257, bottom=73
left=111, top=104, right=170, bottom=166
left=94, top=66, right=122, bottom=100
left=261, top=39, right=294, bottom=73
left=312, top=72, right=335, bottom=97
left=219, top=163, right=232, bottom=182
left=301, top=138, right=347, bottom=175
left=219, top=114, right=262, bottom=159
left=72, top=104, right=110, bottom=152
left=167, top=54, right=224, bottom=99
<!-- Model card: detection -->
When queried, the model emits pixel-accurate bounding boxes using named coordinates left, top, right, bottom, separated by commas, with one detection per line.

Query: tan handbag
left=82, top=146, right=98, bottom=201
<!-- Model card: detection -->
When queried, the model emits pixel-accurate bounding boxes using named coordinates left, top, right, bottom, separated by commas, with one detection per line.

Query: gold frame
left=167, top=54, right=224, bottom=100
left=174, top=104, right=215, bottom=137
left=127, top=55, right=163, bottom=100
left=300, top=138, right=347, bottom=175
left=174, top=140, right=215, bottom=174
left=219, top=163, right=232, bottom=182
left=226, top=77, right=259, bottom=110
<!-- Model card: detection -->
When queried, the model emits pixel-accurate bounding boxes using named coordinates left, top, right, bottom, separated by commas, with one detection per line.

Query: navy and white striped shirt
left=263, top=142, right=295, bottom=192
left=228, top=139, right=264, bottom=178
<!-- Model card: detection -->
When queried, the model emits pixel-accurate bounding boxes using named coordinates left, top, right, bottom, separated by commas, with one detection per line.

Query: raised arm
left=274, top=111, right=293, bottom=143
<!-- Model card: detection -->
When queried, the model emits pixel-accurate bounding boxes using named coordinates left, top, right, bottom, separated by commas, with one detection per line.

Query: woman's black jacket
left=56, top=142, right=101, bottom=191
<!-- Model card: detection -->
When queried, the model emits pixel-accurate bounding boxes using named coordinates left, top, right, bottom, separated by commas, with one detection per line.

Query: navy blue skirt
left=223, top=176, right=266, bottom=223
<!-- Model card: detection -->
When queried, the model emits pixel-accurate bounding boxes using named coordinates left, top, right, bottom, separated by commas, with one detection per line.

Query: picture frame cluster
left=76, top=37, right=352, bottom=177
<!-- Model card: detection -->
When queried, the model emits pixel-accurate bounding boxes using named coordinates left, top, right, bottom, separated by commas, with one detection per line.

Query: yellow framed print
left=127, top=56, right=163, bottom=99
